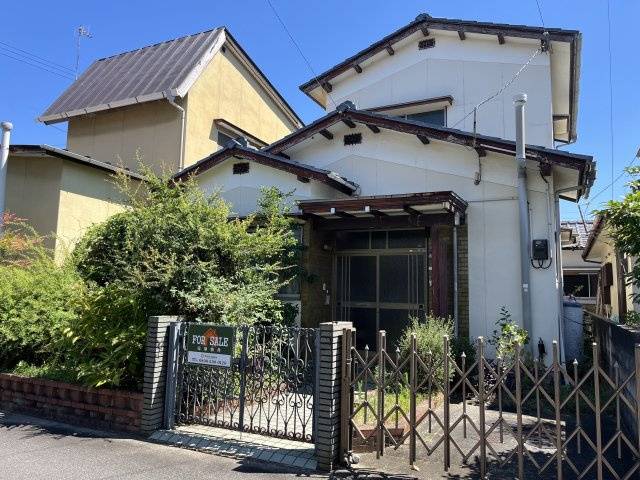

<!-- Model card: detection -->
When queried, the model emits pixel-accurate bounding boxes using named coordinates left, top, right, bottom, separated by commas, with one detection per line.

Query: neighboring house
left=6, top=145, right=140, bottom=260
left=560, top=220, right=599, bottom=309
left=179, top=14, right=596, bottom=356
left=582, top=215, right=638, bottom=320
left=4, top=27, right=301, bottom=258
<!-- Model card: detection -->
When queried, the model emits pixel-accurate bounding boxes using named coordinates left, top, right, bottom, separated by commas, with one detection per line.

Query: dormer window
left=215, top=119, right=268, bottom=150
left=368, top=96, right=452, bottom=127
left=402, top=109, right=445, bottom=126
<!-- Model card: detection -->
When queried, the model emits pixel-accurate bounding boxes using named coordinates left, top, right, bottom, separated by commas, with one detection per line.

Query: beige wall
left=66, top=100, right=182, bottom=174
left=55, top=160, right=131, bottom=260
left=182, top=47, right=297, bottom=167
left=589, top=233, right=636, bottom=319
left=5, top=155, right=63, bottom=251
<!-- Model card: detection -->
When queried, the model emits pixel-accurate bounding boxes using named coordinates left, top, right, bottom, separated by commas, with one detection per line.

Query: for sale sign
left=186, top=324, right=235, bottom=367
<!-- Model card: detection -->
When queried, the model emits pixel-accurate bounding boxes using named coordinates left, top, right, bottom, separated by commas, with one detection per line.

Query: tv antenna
left=75, top=25, right=93, bottom=79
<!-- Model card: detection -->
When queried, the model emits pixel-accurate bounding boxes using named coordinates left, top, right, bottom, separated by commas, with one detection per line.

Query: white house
left=176, top=14, right=595, bottom=358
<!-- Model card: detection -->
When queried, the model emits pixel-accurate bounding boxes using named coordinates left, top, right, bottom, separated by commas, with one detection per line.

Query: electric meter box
left=532, top=239, right=549, bottom=260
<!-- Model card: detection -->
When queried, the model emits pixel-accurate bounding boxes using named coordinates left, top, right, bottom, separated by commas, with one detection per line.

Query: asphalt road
left=0, top=412, right=329, bottom=480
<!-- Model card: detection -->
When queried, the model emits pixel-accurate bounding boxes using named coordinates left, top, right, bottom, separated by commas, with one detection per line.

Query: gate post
left=141, top=315, right=181, bottom=435
left=314, top=321, right=353, bottom=472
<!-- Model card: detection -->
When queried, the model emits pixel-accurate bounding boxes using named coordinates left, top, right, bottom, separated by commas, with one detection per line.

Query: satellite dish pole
left=75, top=26, right=93, bottom=79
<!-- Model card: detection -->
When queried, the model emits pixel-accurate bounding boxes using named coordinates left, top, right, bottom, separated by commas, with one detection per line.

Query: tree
left=597, top=166, right=640, bottom=306
left=62, top=169, right=298, bottom=388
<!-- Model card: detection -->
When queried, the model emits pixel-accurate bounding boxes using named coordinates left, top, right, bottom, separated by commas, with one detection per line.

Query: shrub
left=0, top=216, right=82, bottom=371
left=398, top=315, right=454, bottom=390
left=63, top=169, right=298, bottom=388
left=490, top=306, right=529, bottom=363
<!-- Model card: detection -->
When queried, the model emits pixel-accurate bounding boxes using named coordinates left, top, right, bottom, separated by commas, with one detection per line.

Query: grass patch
left=352, top=387, right=441, bottom=428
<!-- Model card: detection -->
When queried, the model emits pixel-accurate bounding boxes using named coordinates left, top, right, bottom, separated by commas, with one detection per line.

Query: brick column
left=141, top=315, right=180, bottom=434
left=314, top=321, right=352, bottom=471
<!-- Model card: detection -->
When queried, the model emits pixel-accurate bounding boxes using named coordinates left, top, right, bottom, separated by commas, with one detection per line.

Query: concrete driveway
left=0, top=411, right=327, bottom=480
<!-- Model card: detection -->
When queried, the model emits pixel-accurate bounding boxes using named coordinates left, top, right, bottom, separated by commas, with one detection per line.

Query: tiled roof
left=561, top=220, right=594, bottom=248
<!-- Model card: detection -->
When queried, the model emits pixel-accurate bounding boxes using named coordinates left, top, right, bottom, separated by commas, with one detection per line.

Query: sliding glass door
left=334, top=229, right=427, bottom=348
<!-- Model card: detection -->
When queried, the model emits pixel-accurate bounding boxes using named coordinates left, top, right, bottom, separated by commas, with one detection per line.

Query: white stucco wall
left=193, top=158, right=347, bottom=217
left=327, top=31, right=554, bottom=147
left=285, top=125, right=561, bottom=354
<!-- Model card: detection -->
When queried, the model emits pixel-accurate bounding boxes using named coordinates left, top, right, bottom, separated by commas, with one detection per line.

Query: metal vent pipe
left=0, top=121, right=13, bottom=228
left=514, top=94, right=532, bottom=351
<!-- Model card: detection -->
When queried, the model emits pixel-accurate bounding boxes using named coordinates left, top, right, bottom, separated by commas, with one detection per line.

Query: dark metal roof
left=263, top=104, right=595, bottom=200
left=9, top=144, right=144, bottom=180
left=172, top=144, right=357, bottom=195
left=40, top=29, right=224, bottom=123
left=38, top=28, right=303, bottom=128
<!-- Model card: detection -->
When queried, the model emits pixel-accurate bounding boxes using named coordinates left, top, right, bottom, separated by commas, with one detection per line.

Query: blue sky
left=1, top=0, right=637, bottom=219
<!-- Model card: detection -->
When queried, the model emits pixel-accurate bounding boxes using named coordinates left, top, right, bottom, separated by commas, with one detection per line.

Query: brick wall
left=0, top=374, right=143, bottom=432
left=300, top=222, right=333, bottom=327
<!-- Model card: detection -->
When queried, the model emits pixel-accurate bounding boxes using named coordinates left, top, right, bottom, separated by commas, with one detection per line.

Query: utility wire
left=0, top=50, right=74, bottom=80
left=534, top=0, right=546, bottom=28
left=584, top=151, right=639, bottom=210
left=264, top=0, right=337, bottom=109
left=606, top=0, right=615, bottom=201
left=450, top=47, right=541, bottom=131
left=0, top=41, right=74, bottom=74
left=0, top=46, right=75, bottom=78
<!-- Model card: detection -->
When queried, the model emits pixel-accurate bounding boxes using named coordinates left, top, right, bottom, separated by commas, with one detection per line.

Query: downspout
left=554, top=184, right=584, bottom=365
left=514, top=94, right=533, bottom=354
left=166, top=94, right=186, bottom=171
left=0, top=121, right=13, bottom=229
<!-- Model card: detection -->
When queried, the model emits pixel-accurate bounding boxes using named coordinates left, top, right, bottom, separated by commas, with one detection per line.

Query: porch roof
left=298, top=191, right=467, bottom=219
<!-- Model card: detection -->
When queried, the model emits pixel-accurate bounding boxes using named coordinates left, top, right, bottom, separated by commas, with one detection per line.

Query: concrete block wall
left=314, top=321, right=352, bottom=471
left=141, top=315, right=180, bottom=434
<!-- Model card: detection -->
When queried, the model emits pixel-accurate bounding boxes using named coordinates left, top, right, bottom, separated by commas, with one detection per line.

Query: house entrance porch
left=298, top=192, right=469, bottom=344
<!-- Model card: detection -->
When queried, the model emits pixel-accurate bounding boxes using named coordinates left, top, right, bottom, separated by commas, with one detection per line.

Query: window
left=335, top=229, right=426, bottom=251
left=401, top=109, right=446, bottom=126
left=563, top=273, right=599, bottom=297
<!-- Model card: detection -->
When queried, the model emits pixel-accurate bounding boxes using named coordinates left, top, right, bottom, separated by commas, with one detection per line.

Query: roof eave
left=173, top=145, right=356, bottom=195
left=299, top=15, right=581, bottom=100
left=9, top=144, right=144, bottom=180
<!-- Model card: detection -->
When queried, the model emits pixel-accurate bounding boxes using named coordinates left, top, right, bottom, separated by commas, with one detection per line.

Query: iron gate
left=173, top=323, right=318, bottom=442
left=341, top=328, right=640, bottom=479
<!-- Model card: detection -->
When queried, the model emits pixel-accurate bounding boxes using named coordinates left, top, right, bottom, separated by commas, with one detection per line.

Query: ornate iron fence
left=175, top=324, right=317, bottom=442
left=341, top=328, right=640, bottom=479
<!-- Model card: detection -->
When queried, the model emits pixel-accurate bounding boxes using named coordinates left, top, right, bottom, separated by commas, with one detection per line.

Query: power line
left=264, top=0, right=337, bottom=109
left=0, top=45, right=75, bottom=77
left=584, top=151, right=639, bottom=210
left=534, top=0, right=546, bottom=28
left=0, top=50, right=74, bottom=80
left=450, top=47, right=541, bottom=131
left=0, top=41, right=74, bottom=73
left=606, top=0, right=615, bottom=201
